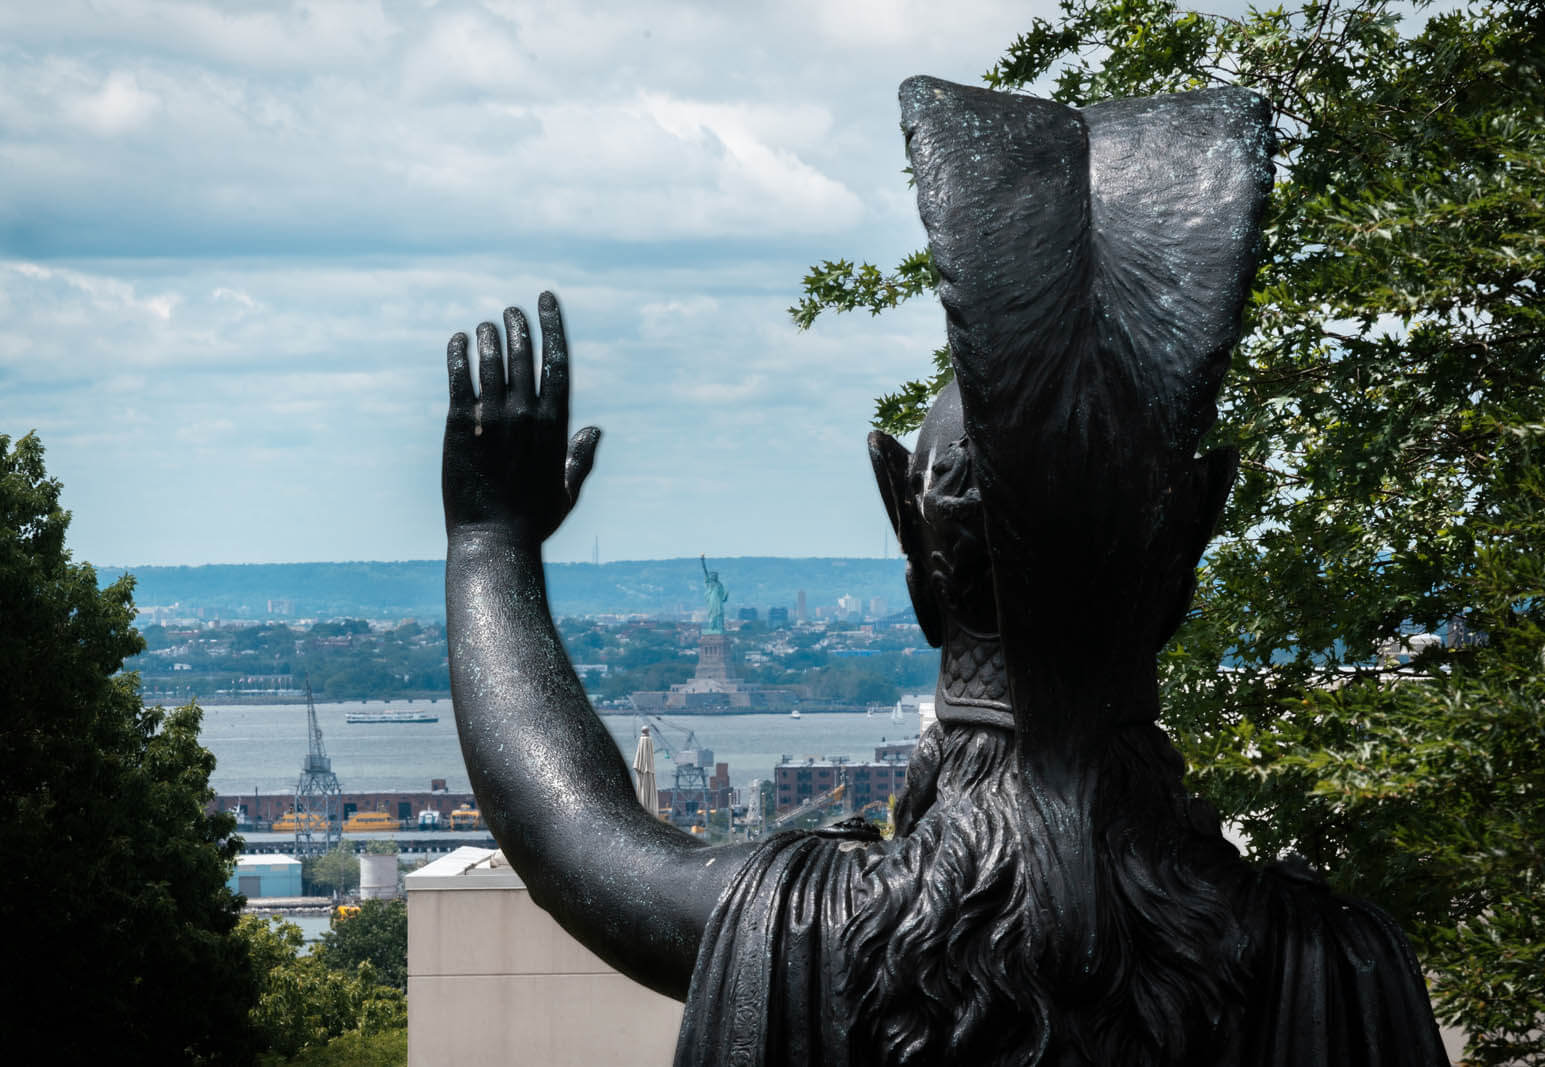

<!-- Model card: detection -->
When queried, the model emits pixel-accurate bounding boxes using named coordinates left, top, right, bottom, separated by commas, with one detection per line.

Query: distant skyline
left=0, top=0, right=1050, bottom=566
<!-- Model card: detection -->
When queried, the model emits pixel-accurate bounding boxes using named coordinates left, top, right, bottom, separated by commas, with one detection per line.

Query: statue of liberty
left=699, top=555, right=726, bottom=634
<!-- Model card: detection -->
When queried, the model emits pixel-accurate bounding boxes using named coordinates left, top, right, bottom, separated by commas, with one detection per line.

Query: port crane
left=293, top=678, right=342, bottom=856
left=635, top=715, right=714, bottom=830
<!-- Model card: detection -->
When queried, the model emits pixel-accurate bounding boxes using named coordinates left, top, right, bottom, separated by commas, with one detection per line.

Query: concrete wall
left=405, top=847, right=683, bottom=1067
left=406, top=849, right=1471, bottom=1066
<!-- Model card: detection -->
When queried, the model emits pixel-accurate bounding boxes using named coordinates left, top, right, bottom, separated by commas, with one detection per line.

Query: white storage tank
left=360, top=853, right=400, bottom=899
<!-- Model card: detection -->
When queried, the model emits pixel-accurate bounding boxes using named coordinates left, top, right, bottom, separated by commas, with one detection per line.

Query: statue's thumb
left=566, top=426, right=602, bottom=503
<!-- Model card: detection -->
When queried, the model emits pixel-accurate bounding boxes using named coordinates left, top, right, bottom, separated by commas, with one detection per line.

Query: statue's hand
left=442, top=292, right=601, bottom=544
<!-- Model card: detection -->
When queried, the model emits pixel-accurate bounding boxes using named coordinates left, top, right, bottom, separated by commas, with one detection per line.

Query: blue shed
left=229, top=854, right=303, bottom=899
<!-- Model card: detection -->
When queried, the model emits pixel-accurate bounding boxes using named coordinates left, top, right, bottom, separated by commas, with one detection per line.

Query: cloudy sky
left=0, top=0, right=1054, bottom=567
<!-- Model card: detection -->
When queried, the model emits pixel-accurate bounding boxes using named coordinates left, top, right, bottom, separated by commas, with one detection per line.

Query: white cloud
left=676, top=375, right=767, bottom=405
left=174, top=417, right=237, bottom=445
left=0, top=262, right=182, bottom=349
left=0, top=0, right=400, bottom=73
left=639, top=295, right=718, bottom=338
left=64, top=70, right=160, bottom=134
left=212, top=287, right=257, bottom=309
left=0, top=251, right=939, bottom=563
left=0, top=0, right=1054, bottom=564
left=400, top=10, right=529, bottom=100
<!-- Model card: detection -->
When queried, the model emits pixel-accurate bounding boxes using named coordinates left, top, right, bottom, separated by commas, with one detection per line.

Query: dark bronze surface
left=442, top=78, right=1447, bottom=1066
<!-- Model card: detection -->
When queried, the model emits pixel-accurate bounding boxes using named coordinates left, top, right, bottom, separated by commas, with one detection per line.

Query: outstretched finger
left=565, top=426, right=602, bottom=504
left=537, top=290, right=569, bottom=422
left=447, top=332, right=475, bottom=411
left=476, top=321, right=505, bottom=404
left=504, top=306, right=535, bottom=406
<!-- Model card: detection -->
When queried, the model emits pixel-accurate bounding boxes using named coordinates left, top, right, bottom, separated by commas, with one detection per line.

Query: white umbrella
left=633, top=725, right=659, bottom=817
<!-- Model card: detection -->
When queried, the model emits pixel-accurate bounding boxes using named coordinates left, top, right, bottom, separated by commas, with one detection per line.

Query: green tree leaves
left=788, top=250, right=939, bottom=329
left=319, top=899, right=408, bottom=992
left=792, top=3, right=1545, bottom=1061
left=788, top=255, right=951, bottom=433
left=306, top=845, right=362, bottom=896
left=0, top=432, right=256, bottom=1064
left=239, top=916, right=406, bottom=1062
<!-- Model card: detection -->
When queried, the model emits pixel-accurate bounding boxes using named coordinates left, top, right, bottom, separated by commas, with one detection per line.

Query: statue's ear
left=870, top=430, right=945, bottom=646
left=868, top=431, right=911, bottom=539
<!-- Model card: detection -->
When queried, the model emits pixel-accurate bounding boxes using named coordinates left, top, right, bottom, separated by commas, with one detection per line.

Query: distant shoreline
left=99, top=555, right=909, bottom=622
left=185, top=693, right=885, bottom=715
left=153, top=691, right=453, bottom=707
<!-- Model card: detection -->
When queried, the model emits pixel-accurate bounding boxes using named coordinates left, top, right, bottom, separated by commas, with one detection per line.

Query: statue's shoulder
left=1231, top=857, right=1449, bottom=1066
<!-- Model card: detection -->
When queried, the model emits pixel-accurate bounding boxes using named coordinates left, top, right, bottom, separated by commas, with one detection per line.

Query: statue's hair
left=843, top=722, right=1249, bottom=1066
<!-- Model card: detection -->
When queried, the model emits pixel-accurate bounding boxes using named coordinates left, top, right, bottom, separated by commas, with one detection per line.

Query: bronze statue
left=441, top=77, right=1447, bottom=1066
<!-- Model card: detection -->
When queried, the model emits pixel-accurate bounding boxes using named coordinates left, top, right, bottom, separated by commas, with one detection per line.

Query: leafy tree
left=239, top=916, right=405, bottom=1063
left=264, top=1028, right=407, bottom=1067
left=305, top=845, right=361, bottom=896
left=310, top=619, right=371, bottom=639
left=318, top=899, right=409, bottom=992
left=0, top=432, right=258, bottom=1063
left=792, top=3, right=1544, bottom=1062
left=594, top=658, right=694, bottom=701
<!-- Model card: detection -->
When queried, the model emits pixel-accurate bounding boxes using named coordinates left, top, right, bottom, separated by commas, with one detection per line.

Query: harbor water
left=201, top=700, right=921, bottom=796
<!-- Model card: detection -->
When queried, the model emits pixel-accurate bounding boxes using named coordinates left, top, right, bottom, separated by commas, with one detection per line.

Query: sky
left=0, top=0, right=1054, bottom=567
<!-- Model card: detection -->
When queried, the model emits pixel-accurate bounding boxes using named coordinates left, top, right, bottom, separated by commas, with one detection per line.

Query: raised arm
left=442, top=292, right=755, bottom=998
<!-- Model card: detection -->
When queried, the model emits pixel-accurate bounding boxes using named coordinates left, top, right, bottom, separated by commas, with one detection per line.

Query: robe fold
left=676, top=834, right=1449, bottom=1067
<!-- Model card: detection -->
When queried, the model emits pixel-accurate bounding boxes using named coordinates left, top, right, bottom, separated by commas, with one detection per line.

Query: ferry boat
left=346, top=709, right=439, bottom=725
left=272, top=811, right=329, bottom=832
left=342, top=810, right=399, bottom=833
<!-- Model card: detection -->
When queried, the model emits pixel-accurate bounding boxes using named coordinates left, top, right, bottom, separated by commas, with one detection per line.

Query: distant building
left=837, top=594, right=861, bottom=620
left=767, top=606, right=789, bottom=629
left=212, top=783, right=479, bottom=828
left=406, top=847, right=682, bottom=1065
left=868, top=596, right=887, bottom=619
left=772, top=740, right=916, bottom=815
left=656, top=761, right=735, bottom=826
left=228, top=854, right=302, bottom=899
left=875, top=739, right=918, bottom=764
left=796, top=590, right=807, bottom=624
left=737, top=607, right=759, bottom=623
left=232, top=673, right=295, bottom=693
left=631, top=630, right=800, bottom=712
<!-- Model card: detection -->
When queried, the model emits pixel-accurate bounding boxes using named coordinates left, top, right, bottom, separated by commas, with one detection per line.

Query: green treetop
left=793, top=3, right=1544, bottom=1062
left=0, top=432, right=258, bottom=1062
left=318, top=898, right=409, bottom=993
